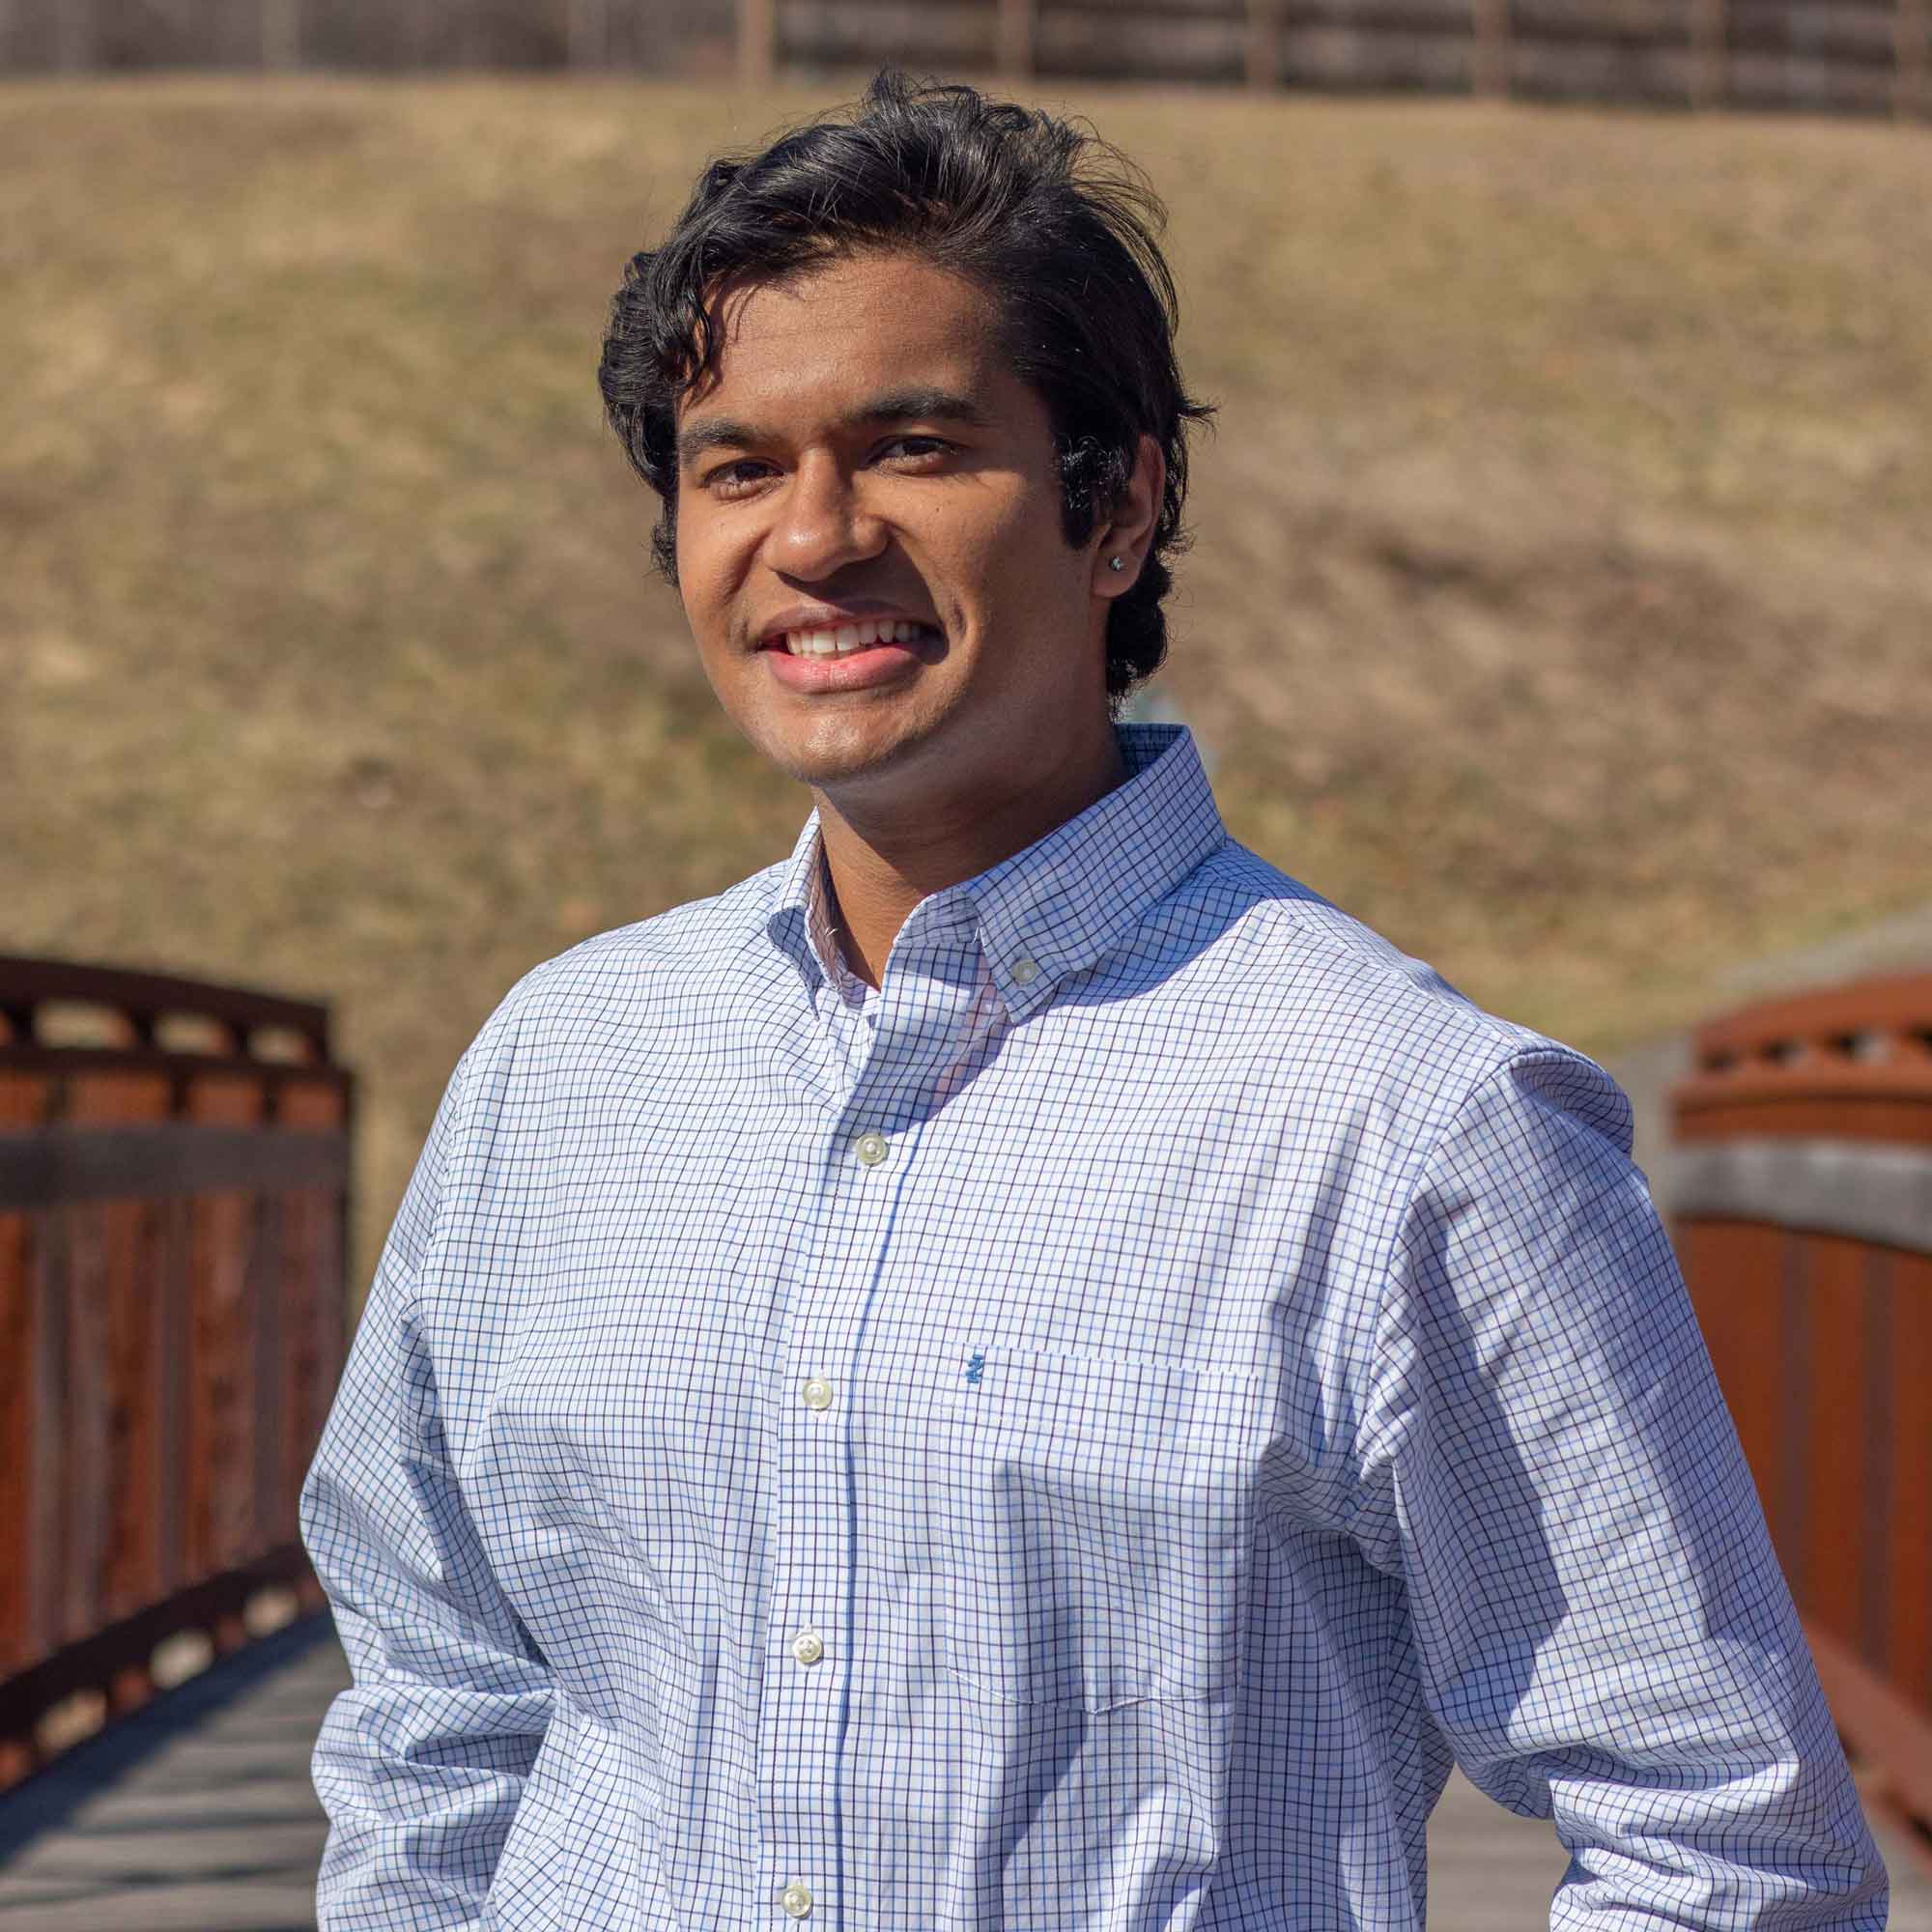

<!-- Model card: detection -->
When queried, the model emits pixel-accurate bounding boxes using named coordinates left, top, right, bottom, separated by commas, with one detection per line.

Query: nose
left=767, top=449, right=887, bottom=580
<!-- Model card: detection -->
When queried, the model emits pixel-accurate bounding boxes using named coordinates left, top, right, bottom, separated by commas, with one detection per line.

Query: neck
left=813, top=724, right=1129, bottom=988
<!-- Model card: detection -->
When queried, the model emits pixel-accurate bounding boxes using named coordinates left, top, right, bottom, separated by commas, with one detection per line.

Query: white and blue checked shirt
left=302, top=724, right=1885, bottom=1929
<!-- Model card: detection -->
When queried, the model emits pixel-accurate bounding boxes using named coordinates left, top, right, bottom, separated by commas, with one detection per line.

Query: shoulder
left=449, top=858, right=791, bottom=1089
left=1160, top=838, right=1631, bottom=1158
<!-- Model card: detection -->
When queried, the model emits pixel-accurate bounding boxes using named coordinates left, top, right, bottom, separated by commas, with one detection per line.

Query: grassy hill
left=5, top=76, right=1929, bottom=1280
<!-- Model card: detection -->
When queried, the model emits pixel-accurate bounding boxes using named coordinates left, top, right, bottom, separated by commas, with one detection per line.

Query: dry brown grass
left=4, top=76, right=1928, bottom=1278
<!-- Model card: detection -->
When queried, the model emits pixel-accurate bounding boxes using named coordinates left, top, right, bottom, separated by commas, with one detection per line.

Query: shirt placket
left=756, top=913, right=976, bottom=1930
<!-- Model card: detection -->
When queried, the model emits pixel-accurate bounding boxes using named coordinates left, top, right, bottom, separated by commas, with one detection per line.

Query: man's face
left=671, top=249, right=1117, bottom=810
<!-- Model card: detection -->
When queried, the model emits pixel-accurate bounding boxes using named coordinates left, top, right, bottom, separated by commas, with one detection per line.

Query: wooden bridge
left=3, top=955, right=1932, bottom=1927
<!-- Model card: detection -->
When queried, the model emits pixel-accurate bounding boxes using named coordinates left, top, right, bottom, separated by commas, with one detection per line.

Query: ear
left=1091, top=434, right=1165, bottom=601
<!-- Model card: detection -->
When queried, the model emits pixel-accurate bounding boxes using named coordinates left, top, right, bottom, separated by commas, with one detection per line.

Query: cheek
left=672, top=506, right=736, bottom=642
left=972, top=495, right=1085, bottom=629
left=923, top=482, right=1067, bottom=610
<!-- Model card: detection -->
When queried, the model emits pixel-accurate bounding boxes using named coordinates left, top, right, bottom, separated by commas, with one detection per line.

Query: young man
left=301, top=71, right=1886, bottom=1930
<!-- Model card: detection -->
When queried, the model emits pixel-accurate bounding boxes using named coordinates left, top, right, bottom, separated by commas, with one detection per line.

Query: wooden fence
left=0, top=0, right=1925, bottom=119
left=1670, top=970, right=1932, bottom=1832
left=0, top=957, right=353, bottom=1790
left=757, top=0, right=1932, bottom=116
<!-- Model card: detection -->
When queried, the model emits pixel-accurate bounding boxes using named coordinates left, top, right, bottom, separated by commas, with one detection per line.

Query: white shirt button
left=791, top=1629, right=824, bottom=1666
left=801, top=1377, right=835, bottom=1411
left=780, top=1881, right=813, bottom=1918
left=1010, top=955, right=1038, bottom=985
left=853, top=1130, right=889, bottom=1167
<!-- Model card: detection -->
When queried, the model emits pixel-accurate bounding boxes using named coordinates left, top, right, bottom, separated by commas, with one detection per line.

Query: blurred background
left=3, top=2, right=1931, bottom=1922
left=5, top=1, right=1930, bottom=1279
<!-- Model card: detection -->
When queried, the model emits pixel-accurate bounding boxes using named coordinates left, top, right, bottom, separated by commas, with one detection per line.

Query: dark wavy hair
left=597, top=69, right=1212, bottom=701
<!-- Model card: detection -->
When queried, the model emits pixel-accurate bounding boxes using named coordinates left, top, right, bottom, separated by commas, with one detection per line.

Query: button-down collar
left=764, top=724, right=1225, bottom=1021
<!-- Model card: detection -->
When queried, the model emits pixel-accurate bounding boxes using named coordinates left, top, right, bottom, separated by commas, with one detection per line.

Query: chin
left=756, top=714, right=940, bottom=794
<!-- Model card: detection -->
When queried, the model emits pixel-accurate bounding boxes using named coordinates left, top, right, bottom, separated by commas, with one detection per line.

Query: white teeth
left=781, top=620, right=925, bottom=658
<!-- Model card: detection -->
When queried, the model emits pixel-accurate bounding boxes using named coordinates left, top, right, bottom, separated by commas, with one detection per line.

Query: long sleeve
left=1353, top=1046, right=1887, bottom=1928
left=299, top=1056, right=554, bottom=1930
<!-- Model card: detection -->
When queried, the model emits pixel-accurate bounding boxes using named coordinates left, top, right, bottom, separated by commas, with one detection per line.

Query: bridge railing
left=1669, top=970, right=1932, bottom=1832
left=0, top=956, right=353, bottom=1789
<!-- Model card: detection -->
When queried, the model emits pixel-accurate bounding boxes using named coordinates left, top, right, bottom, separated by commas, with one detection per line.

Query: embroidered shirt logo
left=963, top=1351, right=985, bottom=1386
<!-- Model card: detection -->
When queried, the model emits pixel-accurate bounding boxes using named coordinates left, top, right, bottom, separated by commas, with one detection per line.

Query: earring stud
left=1108, top=554, right=1126, bottom=572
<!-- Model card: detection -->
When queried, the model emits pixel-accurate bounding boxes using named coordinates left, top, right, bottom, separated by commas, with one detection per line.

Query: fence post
left=1245, top=0, right=1283, bottom=90
left=1471, top=0, right=1511, bottom=97
left=1689, top=0, right=1726, bottom=109
left=262, top=0, right=299, bottom=71
left=997, top=0, right=1035, bottom=80
left=739, top=0, right=775, bottom=87
left=1898, top=0, right=1930, bottom=121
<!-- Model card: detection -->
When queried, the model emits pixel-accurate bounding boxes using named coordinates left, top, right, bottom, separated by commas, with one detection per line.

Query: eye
left=876, top=436, right=954, bottom=468
left=703, top=459, right=775, bottom=499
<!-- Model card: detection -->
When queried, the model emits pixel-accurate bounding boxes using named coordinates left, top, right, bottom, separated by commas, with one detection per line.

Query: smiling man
left=662, top=243, right=1150, bottom=967
left=300, top=71, right=1886, bottom=1932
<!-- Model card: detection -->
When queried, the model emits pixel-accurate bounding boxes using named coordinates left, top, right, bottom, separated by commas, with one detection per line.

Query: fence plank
left=1900, top=0, right=1931, bottom=119
left=1890, top=1252, right=1932, bottom=1712
left=1039, top=9, right=1245, bottom=78
left=1679, top=1219, right=1786, bottom=1520
left=1689, top=0, right=1726, bottom=104
left=997, top=0, right=1034, bottom=74
left=1471, top=0, right=1511, bottom=94
left=0, top=1074, right=46, bottom=1705
left=59, top=1202, right=110, bottom=1651
left=1283, top=20, right=1473, bottom=90
left=0, top=1210, right=32, bottom=1689
left=740, top=0, right=775, bottom=83
left=183, top=1073, right=264, bottom=1598
left=54, top=0, right=94, bottom=71
left=780, top=0, right=994, bottom=65
left=1246, top=0, right=1284, bottom=86
left=262, top=0, right=299, bottom=69
left=1729, top=44, right=1895, bottom=109
left=569, top=0, right=610, bottom=66
left=30, top=1199, right=66, bottom=1671
left=1800, top=1233, right=1870, bottom=1656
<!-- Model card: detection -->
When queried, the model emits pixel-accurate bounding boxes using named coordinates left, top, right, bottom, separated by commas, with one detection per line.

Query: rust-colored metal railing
left=0, top=956, right=353, bottom=1788
left=1669, top=970, right=1932, bottom=1832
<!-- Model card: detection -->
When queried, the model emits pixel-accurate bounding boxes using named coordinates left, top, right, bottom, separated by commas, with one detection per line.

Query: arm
left=299, top=1057, right=554, bottom=1930
left=1353, top=1047, right=1886, bottom=1928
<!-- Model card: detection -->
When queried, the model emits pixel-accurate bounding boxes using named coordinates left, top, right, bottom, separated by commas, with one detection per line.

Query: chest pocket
left=925, top=1346, right=1268, bottom=1713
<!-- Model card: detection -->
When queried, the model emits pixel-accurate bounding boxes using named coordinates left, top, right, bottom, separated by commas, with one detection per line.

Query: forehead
left=679, top=251, right=1016, bottom=426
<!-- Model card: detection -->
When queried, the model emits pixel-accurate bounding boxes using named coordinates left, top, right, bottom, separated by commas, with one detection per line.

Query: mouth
left=758, top=616, right=942, bottom=660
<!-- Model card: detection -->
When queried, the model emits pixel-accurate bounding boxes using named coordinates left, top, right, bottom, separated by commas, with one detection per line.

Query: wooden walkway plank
left=0, top=1619, right=345, bottom=1932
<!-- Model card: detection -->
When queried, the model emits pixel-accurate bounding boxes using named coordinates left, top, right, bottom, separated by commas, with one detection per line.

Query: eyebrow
left=676, top=385, right=992, bottom=471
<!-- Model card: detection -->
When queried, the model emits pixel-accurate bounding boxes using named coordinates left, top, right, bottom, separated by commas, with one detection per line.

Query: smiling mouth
left=764, top=618, right=939, bottom=660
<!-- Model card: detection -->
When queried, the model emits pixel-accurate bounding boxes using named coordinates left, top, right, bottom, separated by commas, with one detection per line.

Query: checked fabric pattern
left=301, top=724, right=1885, bottom=1930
